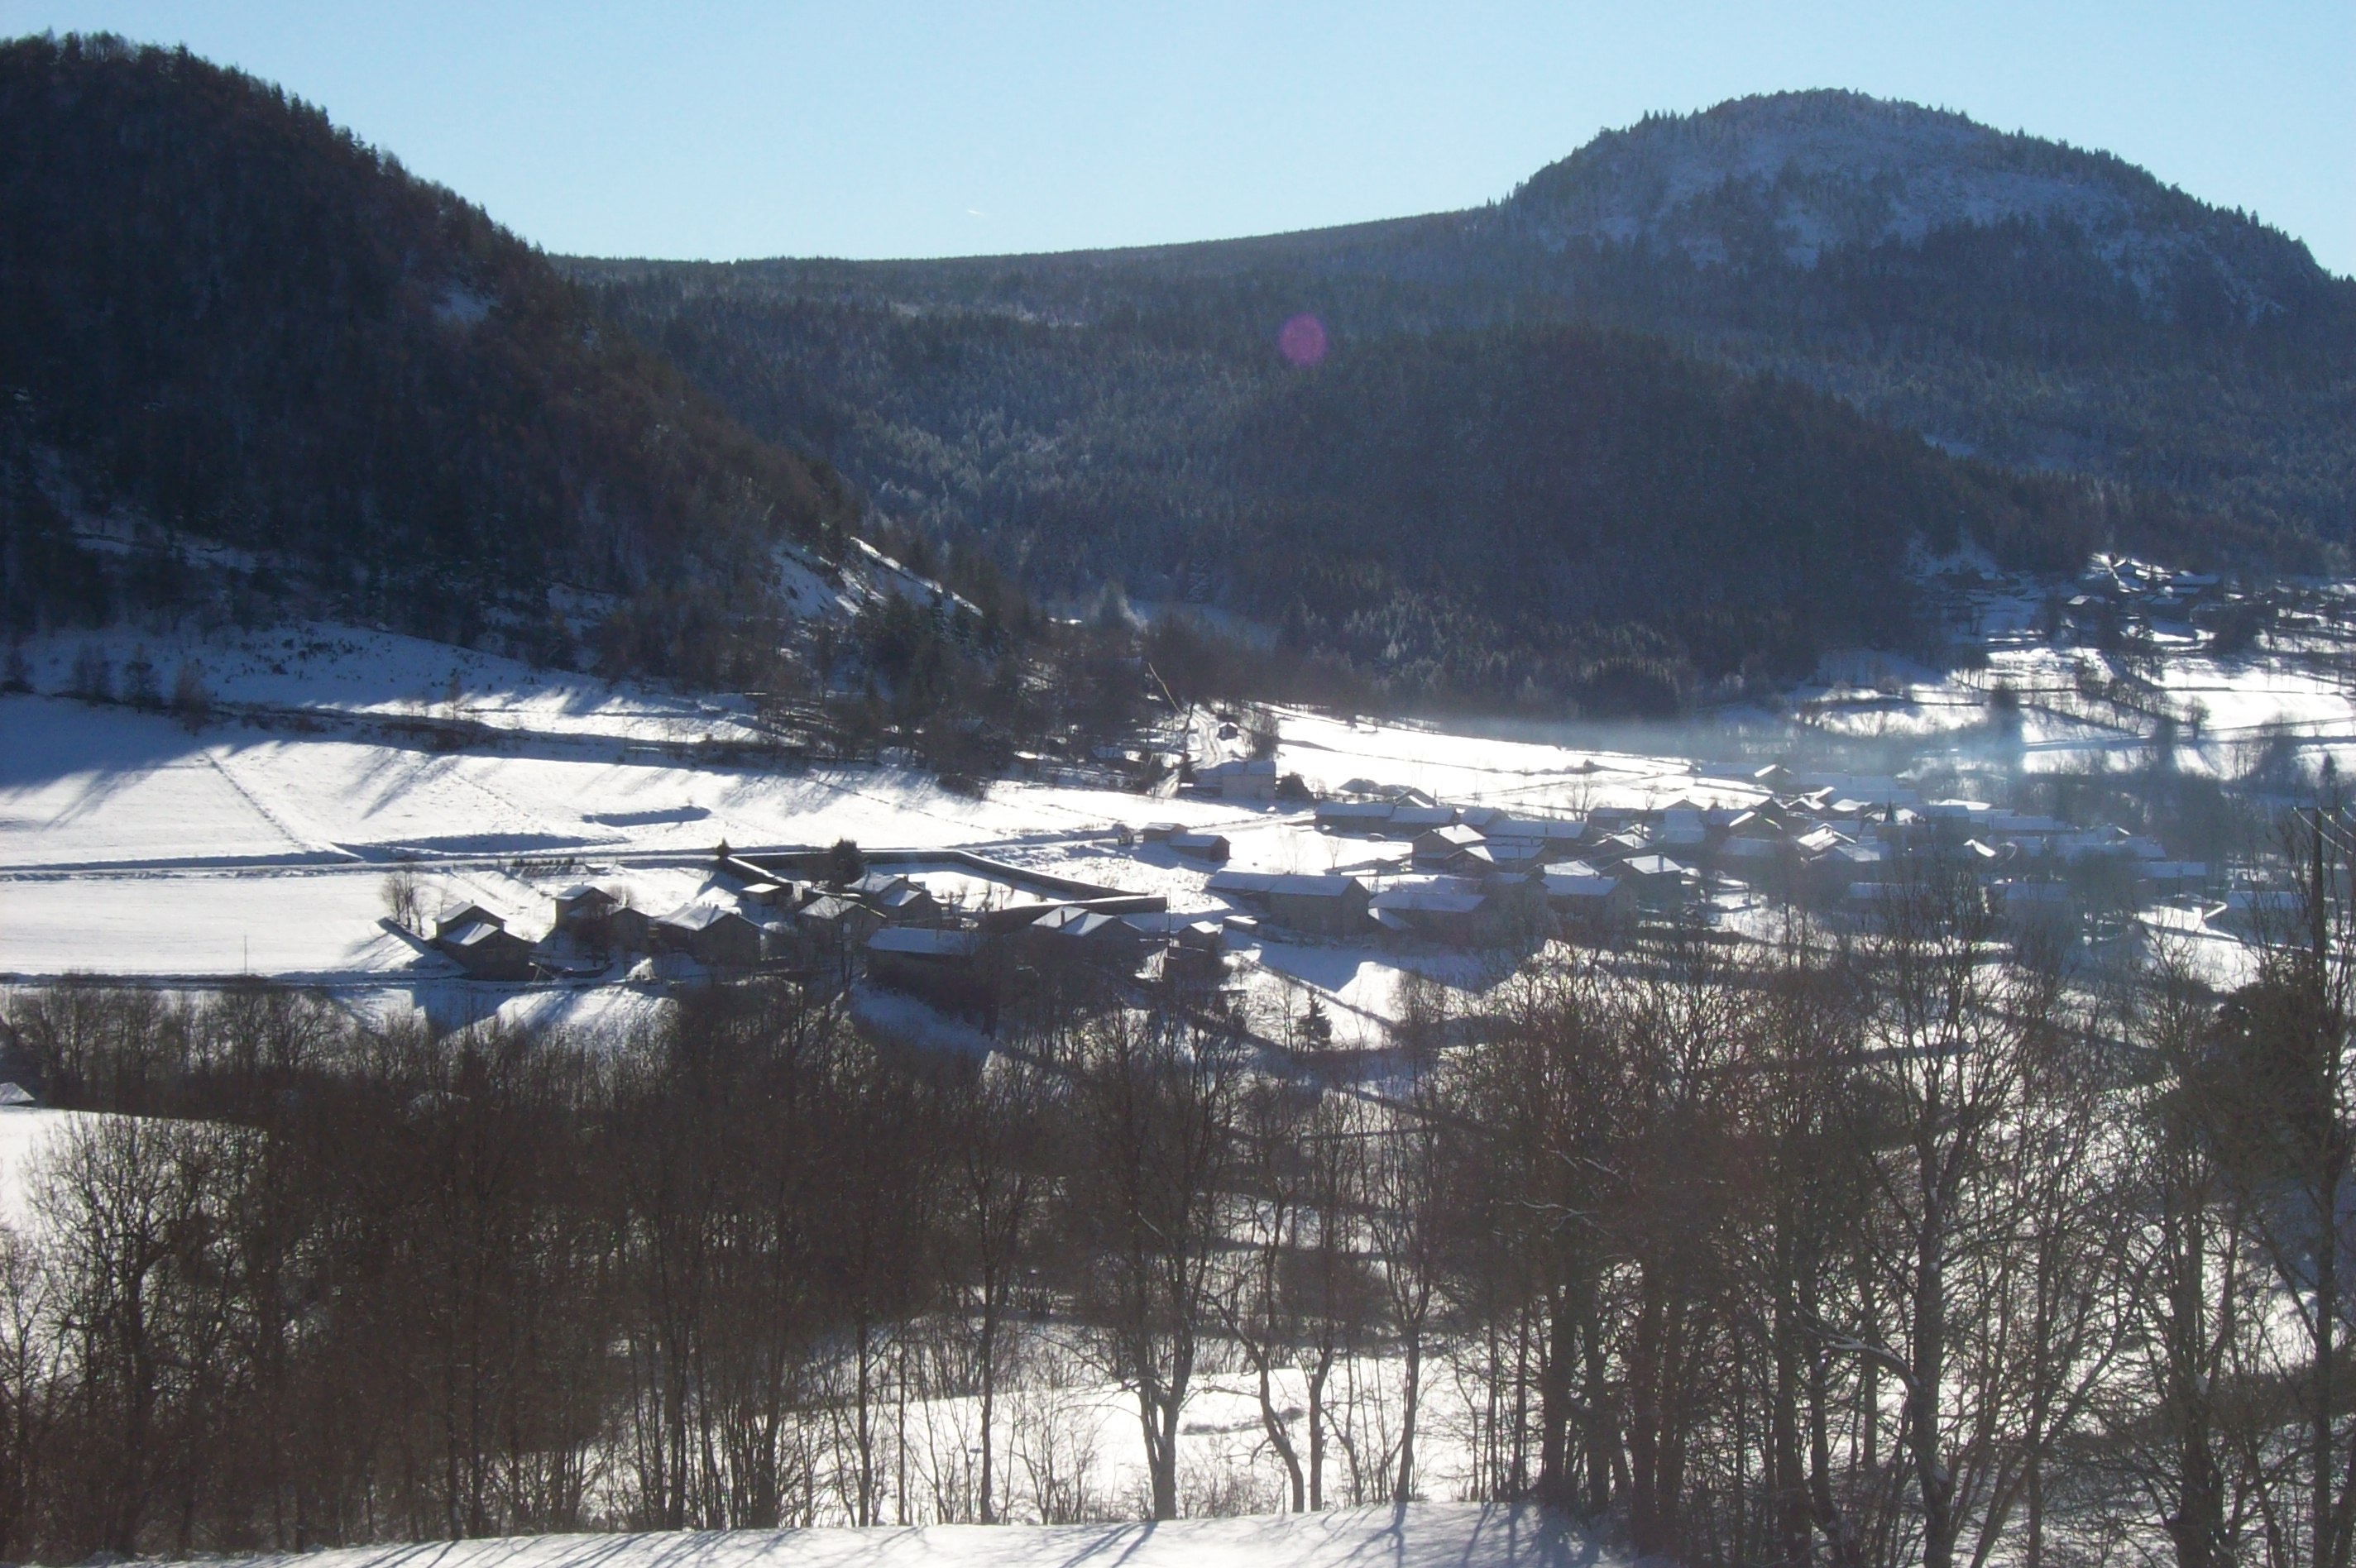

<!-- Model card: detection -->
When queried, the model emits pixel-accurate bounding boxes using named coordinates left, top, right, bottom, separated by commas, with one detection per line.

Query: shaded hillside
left=582, top=92, right=2356, bottom=667
left=593, top=265, right=2204, bottom=710
left=0, top=35, right=856, bottom=672
left=1218, top=327, right=2152, bottom=709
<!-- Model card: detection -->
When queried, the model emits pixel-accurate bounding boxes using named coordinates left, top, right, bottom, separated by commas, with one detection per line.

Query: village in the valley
left=372, top=550, right=2331, bottom=1047
left=6, top=552, right=2342, bottom=1053
left=416, top=748, right=2233, bottom=1033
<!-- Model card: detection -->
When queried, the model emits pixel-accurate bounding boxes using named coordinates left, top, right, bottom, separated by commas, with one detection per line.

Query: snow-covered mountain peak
left=1506, top=90, right=2324, bottom=318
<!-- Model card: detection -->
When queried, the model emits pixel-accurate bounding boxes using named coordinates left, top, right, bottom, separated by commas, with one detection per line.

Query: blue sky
left=4, top=1, right=2349, bottom=274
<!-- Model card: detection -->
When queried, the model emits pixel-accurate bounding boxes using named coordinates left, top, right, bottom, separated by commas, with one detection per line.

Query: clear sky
left=4, top=1, right=2349, bottom=275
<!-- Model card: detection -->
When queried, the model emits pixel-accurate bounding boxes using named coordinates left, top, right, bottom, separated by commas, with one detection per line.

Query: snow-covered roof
left=439, top=919, right=514, bottom=949
left=660, top=901, right=752, bottom=933
left=1371, top=887, right=1487, bottom=915
left=867, top=928, right=979, bottom=958
left=1209, top=871, right=1367, bottom=900
left=798, top=894, right=865, bottom=923
left=1031, top=907, right=1137, bottom=942
left=1544, top=872, right=1620, bottom=899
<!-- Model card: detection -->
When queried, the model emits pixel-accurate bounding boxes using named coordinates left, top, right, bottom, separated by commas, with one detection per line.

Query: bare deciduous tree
left=1068, top=1002, right=1244, bottom=1520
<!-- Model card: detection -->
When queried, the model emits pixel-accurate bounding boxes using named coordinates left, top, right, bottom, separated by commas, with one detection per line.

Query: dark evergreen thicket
left=1220, top=326, right=2162, bottom=708
left=0, top=35, right=855, bottom=667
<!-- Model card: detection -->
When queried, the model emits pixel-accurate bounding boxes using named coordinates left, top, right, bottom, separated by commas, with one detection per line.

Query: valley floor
left=7, top=612, right=2352, bottom=1035
left=0, top=624, right=1722, bottom=1040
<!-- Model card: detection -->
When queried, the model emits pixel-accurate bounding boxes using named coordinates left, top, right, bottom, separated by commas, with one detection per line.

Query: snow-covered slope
left=234, top=1504, right=1600, bottom=1568
left=1505, top=90, right=2325, bottom=316
left=0, top=1107, right=105, bottom=1227
left=774, top=537, right=977, bottom=624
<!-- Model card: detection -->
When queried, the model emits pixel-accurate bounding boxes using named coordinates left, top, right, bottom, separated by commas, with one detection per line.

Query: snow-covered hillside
left=1506, top=90, right=2322, bottom=314
left=236, top=1504, right=1599, bottom=1568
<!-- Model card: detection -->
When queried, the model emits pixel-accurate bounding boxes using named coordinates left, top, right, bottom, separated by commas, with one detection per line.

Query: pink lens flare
left=1277, top=313, right=1328, bottom=366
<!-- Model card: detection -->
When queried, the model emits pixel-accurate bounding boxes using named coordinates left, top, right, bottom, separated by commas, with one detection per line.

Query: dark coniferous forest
left=0, top=36, right=856, bottom=676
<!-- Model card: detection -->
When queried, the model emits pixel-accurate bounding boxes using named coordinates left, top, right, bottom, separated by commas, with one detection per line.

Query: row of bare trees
left=1408, top=820, right=2356, bottom=1568
left=0, top=975, right=1285, bottom=1554
left=4, top=822, right=2356, bottom=1567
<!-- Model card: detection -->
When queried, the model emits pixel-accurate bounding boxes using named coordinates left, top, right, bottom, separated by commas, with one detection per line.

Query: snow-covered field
left=7, top=610, right=2346, bottom=1029
left=0, top=1107, right=100, bottom=1226
left=17, top=622, right=776, bottom=747
left=0, top=685, right=1601, bottom=1035
left=0, top=653, right=1238, bottom=966
left=0, top=621, right=1768, bottom=1034
left=0, top=695, right=1244, bottom=875
left=1276, top=710, right=1722, bottom=813
left=236, top=1503, right=1599, bottom=1568
left=1800, top=644, right=2356, bottom=775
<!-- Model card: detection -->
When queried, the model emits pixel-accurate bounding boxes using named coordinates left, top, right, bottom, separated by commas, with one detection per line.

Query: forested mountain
left=1496, top=93, right=2356, bottom=544
left=0, top=35, right=859, bottom=676
left=589, top=91, right=2352, bottom=568
left=4, top=44, right=2340, bottom=713
left=577, top=89, right=2331, bottom=708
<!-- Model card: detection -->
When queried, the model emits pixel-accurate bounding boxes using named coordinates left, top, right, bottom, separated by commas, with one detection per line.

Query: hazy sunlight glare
left=1278, top=313, right=1329, bottom=366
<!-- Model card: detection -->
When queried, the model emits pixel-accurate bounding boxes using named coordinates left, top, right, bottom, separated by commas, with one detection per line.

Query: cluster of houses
left=1233, top=766, right=2220, bottom=947
left=1927, top=552, right=2234, bottom=651
left=424, top=773, right=2222, bottom=992
left=2058, top=555, right=2229, bottom=646
left=414, top=754, right=2252, bottom=1030
left=421, top=849, right=1218, bottom=1015
left=424, top=857, right=958, bottom=982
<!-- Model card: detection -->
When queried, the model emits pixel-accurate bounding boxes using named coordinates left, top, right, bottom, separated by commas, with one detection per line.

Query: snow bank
left=232, top=1503, right=1602, bottom=1568
left=0, top=1107, right=112, bottom=1227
